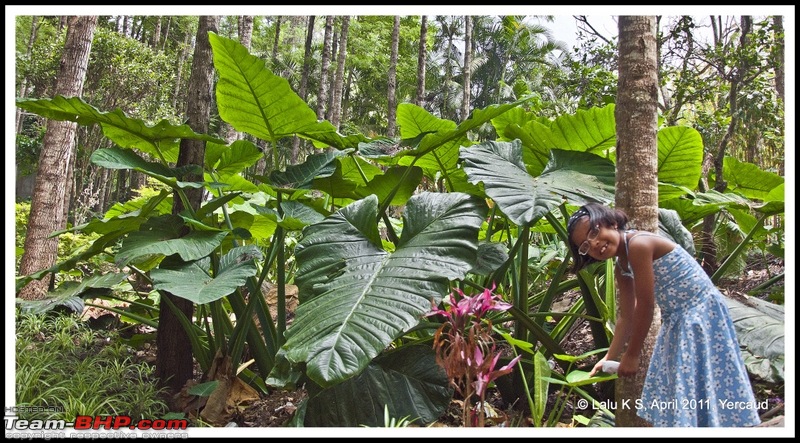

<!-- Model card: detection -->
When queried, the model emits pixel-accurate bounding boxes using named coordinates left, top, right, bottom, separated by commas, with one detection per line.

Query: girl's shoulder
left=626, top=230, right=676, bottom=260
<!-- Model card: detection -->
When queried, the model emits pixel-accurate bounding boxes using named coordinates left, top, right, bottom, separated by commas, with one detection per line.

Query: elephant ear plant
left=268, top=191, right=489, bottom=426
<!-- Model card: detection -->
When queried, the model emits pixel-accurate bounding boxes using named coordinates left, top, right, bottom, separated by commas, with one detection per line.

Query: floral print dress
left=618, top=231, right=762, bottom=427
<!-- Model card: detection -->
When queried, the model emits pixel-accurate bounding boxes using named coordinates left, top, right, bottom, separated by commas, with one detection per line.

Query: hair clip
left=567, top=208, right=588, bottom=228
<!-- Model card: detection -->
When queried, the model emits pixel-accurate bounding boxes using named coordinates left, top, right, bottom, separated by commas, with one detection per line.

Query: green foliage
left=15, top=201, right=107, bottom=281
left=86, top=27, right=182, bottom=122
left=15, top=19, right=784, bottom=428
left=15, top=124, right=45, bottom=176
left=15, top=311, right=168, bottom=421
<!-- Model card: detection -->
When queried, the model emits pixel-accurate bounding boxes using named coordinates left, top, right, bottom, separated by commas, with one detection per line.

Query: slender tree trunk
left=161, top=16, right=172, bottom=52
left=461, top=15, right=472, bottom=122
left=155, top=15, right=219, bottom=393
left=328, top=27, right=339, bottom=121
left=614, top=15, right=660, bottom=427
left=772, top=15, right=784, bottom=176
left=292, top=16, right=316, bottom=163
left=95, top=168, right=109, bottom=212
left=172, top=32, right=191, bottom=111
left=387, top=16, right=400, bottom=138
left=317, top=16, right=334, bottom=121
left=331, top=16, right=350, bottom=130
left=115, top=169, right=129, bottom=202
left=342, top=67, right=354, bottom=124
left=239, top=15, right=254, bottom=50
left=440, top=17, right=455, bottom=120
left=122, top=15, right=131, bottom=37
left=18, top=16, right=97, bottom=300
left=700, top=16, right=752, bottom=275
left=152, top=16, right=161, bottom=49
left=272, top=16, right=282, bottom=71
left=415, top=15, right=428, bottom=108
left=16, top=16, right=39, bottom=134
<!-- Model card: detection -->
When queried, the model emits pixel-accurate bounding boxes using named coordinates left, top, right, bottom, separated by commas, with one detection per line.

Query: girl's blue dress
left=619, top=233, right=762, bottom=427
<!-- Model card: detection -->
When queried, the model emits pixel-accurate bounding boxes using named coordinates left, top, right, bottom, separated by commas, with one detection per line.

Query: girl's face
left=570, top=216, right=622, bottom=261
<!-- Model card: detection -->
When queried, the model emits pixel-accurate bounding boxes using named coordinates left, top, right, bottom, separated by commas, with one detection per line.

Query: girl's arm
left=589, top=266, right=635, bottom=376
left=617, top=237, right=657, bottom=377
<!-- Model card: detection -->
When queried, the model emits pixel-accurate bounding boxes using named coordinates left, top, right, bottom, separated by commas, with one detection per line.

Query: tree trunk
left=161, top=16, right=172, bottom=52
left=387, top=16, right=400, bottom=138
left=440, top=16, right=455, bottom=120
left=152, top=16, right=161, bottom=49
left=155, top=15, right=219, bottom=393
left=291, top=16, right=316, bottom=163
left=415, top=15, right=428, bottom=108
left=122, top=15, right=131, bottom=38
left=461, top=15, right=472, bottom=122
left=239, top=15, right=254, bottom=50
left=700, top=16, right=752, bottom=275
left=772, top=15, right=784, bottom=176
left=317, top=16, right=334, bottom=121
left=16, top=16, right=39, bottom=135
left=172, top=32, right=191, bottom=111
left=772, top=16, right=785, bottom=104
left=331, top=16, right=350, bottom=130
left=272, top=16, right=282, bottom=69
left=614, top=15, right=660, bottom=427
left=17, top=15, right=97, bottom=300
left=115, top=168, right=129, bottom=202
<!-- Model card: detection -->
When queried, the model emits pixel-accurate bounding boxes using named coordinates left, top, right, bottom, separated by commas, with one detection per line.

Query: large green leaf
left=209, top=33, right=338, bottom=143
left=270, top=148, right=350, bottom=190
left=285, top=192, right=486, bottom=387
left=303, top=345, right=452, bottom=426
left=16, top=272, right=127, bottom=314
left=116, top=215, right=228, bottom=267
left=547, top=104, right=617, bottom=154
left=204, top=139, right=262, bottom=177
left=354, top=165, right=423, bottom=207
left=657, top=126, right=704, bottom=202
left=395, top=100, right=531, bottom=184
left=91, top=147, right=204, bottom=190
left=103, top=190, right=173, bottom=220
left=500, top=120, right=555, bottom=177
left=16, top=96, right=222, bottom=162
left=461, top=141, right=615, bottom=226
left=228, top=211, right=278, bottom=243
left=658, top=208, right=696, bottom=255
left=506, top=105, right=616, bottom=178
left=255, top=201, right=325, bottom=231
left=719, top=157, right=785, bottom=201
left=151, top=245, right=262, bottom=304
left=724, top=296, right=784, bottom=383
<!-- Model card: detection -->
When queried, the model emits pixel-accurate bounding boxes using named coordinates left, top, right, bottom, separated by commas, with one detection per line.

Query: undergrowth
left=15, top=309, right=169, bottom=421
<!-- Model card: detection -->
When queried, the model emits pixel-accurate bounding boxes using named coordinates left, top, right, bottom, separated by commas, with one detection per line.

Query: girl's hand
left=589, top=358, right=607, bottom=377
left=618, top=353, right=640, bottom=377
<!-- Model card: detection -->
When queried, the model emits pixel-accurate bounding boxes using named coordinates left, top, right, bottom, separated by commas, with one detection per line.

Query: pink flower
left=472, top=345, right=522, bottom=398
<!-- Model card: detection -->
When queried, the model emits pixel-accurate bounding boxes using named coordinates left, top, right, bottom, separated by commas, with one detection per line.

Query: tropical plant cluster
left=14, top=14, right=785, bottom=427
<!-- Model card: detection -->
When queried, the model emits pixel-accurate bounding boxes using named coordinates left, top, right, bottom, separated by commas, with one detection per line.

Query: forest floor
left=136, top=255, right=785, bottom=428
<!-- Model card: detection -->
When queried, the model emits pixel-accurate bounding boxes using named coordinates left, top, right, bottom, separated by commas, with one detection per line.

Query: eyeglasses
left=578, top=225, right=600, bottom=255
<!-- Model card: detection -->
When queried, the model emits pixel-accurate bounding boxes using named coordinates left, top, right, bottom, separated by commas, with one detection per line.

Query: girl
left=566, top=203, right=761, bottom=427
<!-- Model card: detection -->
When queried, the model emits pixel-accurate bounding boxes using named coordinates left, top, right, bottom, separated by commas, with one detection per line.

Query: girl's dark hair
left=566, top=203, right=628, bottom=272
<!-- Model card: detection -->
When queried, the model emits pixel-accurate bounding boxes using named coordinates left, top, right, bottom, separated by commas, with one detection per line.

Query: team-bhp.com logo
left=6, top=415, right=188, bottom=431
